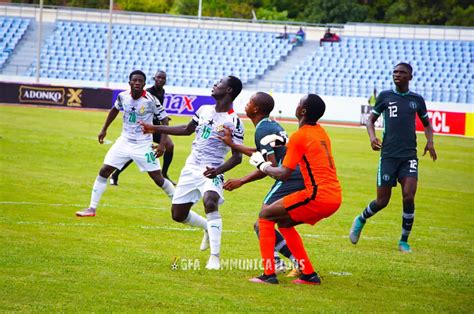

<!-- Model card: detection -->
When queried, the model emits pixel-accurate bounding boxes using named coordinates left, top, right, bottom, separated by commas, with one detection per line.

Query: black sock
left=360, top=200, right=383, bottom=222
left=401, top=201, right=415, bottom=242
left=274, top=230, right=293, bottom=260
left=162, top=151, right=173, bottom=177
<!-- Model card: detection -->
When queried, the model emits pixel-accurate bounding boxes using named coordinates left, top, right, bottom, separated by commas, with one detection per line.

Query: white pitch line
left=0, top=201, right=167, bottom=211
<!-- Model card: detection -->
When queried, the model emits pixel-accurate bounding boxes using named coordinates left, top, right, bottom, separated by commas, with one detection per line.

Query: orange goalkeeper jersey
left=282, top=124, right=342, bottom=203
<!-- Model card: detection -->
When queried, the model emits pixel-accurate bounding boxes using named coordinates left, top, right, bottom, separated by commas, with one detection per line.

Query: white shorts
left=172, top=164, right=225, bottom=205
left=103, top=137, right=161, bottom=172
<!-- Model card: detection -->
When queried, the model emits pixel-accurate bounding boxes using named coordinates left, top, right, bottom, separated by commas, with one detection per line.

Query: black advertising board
left=0, top=81, right=114, bottom=109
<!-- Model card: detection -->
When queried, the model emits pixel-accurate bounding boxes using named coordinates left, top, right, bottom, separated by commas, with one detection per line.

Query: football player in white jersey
left=140, top=76, right=244, bottom=270
left=76, top=70, right=175, bottom=217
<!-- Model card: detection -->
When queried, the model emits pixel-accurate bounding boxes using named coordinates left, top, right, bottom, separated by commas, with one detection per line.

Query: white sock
left=183, top=210, right=207, bottom=229
left=160, top=178, right=175, bottom=199
left=206, top=211, right=222, bottom=257
left=89, top=175, right=107, bottom=209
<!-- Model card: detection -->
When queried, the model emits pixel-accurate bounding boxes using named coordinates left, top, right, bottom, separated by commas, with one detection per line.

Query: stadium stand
left=0, top=17, right=30, bottom=71
left=278, top=37, right=473, bottom=103
left=26, top=20, right=295, bottom=87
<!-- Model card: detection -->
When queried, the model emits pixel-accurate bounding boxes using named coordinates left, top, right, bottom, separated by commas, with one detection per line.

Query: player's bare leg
left=148, top=170, right=174, bottom=199
left=171, top=203, right=208, bottom=251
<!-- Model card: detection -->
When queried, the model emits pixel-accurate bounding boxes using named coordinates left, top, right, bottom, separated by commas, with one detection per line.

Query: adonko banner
left=0, top=81, right=113, bottom=109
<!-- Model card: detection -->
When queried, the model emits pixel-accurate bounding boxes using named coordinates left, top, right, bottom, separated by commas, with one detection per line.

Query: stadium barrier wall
left=1, top=80, right=472, bottom=137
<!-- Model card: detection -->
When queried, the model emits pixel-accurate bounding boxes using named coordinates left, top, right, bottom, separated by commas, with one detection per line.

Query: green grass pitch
left=0, top=104, right=473, bottom=311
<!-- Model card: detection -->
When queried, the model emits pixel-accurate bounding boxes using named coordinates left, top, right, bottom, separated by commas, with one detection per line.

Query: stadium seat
left=279, top=36, right=473, bottom=103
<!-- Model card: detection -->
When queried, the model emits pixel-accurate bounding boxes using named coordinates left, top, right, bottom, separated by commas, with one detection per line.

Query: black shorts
left=263, top=178, right=306, bottom=205
left=377, top=157, right=418, bottom=187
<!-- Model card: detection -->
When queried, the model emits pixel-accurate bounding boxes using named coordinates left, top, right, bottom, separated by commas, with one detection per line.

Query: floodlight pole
left=35, top=0, right=44, bottom=83
left=105, top=0, right=113, bottom=87
left=198, top=0, right=202, bottom=27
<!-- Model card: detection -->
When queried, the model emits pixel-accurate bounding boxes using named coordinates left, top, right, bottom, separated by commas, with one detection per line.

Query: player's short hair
left=155, top=70, right=166, bottom=76
left=254, top=92, right=274, bottom=115
left=226, top=76, right=243, bottom=99
left=129, top=70, right=146, bottom=81
left=395, top=62, right=413, bottom=74
left=303, top=94, right=326, bottom=122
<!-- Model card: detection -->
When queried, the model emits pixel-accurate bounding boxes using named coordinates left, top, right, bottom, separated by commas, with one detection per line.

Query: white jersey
left=114, top=90, right=168, bottom=143
left=186, top=105, right=244, bottom=168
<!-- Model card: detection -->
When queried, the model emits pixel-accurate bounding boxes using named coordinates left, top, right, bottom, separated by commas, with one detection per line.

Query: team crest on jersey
left=383, top=174, right=390, bottom=181
left=409, top=101, right=417, bottom=110
left=215, top=124, right=225, bottom=132
left=139, top=106, right=146, bottom=114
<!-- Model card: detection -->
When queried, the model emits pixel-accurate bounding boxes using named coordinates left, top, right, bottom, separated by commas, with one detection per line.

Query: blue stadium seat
left=281, top=36, right=473, bottom=103
left=28, top=20, right=296, bottom=87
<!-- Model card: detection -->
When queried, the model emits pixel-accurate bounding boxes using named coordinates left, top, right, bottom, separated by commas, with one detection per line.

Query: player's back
left=283, top=124, right=341, bottom=202
left=255, top=118, right=302, bottom=182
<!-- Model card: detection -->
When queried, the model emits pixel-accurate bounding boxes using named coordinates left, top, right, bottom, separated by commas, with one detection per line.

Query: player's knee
left=99, top=166, right=114, bottom=178
left=171, top=210, right=186, bottom=223
left=258, top=210, right=271, bottom=220
left=253, top=221, right=259, bottom=231
left=166, top=141, right=174, bottom=151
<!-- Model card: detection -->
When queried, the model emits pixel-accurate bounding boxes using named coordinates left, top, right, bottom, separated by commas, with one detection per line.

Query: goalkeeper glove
left=249, top=152, right=272, bottom=172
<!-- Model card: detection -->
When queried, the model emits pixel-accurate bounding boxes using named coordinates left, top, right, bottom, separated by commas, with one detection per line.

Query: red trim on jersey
left=130, top=90, right=147, bottom=98
left=227, top=108, right=234, bottom=114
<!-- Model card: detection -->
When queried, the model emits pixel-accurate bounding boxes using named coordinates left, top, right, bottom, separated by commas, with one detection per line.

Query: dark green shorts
left=263, top=178, right=305, bottom=205
left=377, top=157, right=418, bottom=187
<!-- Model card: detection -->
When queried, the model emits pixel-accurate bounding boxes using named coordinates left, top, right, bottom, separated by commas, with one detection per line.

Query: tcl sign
left=416, top=110, right=466, bottom=135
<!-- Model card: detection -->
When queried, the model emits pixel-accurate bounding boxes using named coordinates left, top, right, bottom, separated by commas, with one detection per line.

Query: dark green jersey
left=255, top=118, right=302, bottom=181
left=372, top=89, right=429, bottom=158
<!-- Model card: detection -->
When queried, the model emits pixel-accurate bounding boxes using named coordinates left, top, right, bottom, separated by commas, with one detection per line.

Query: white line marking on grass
left=0, top=201, right=167, bottom=211
left=86, top=137, right=113, bottom=144
left=328, top=271, right=353, bottom=276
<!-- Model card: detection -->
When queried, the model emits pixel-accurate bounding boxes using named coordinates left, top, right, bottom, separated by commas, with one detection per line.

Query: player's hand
left=260, top=134, right=287, bottom=147
left=249, top=152, right=272, bottom=172
left=98, top=130, right=106, bottom=144
left=423, top=141, right=437, bottom=161
left=223, top=179, right=243, bottom=191
left=139, top=121, right=156, bottom=134
left=203, top=166, right=218, bottom=179
left=217, top=125, right=233, bottom=147
left=153, top=143, right=165, bottom=158
left=370, top=137, right=382, bottom=151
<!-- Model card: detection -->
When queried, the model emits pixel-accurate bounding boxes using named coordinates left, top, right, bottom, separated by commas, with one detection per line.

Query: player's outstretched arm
left=249, top=151, right=293, bottom=181
left=203, top=148, right=242, bottom=179
left=422, top=123, right=437, bottom=161
left=98, top=107, right=120, bottom=144
left=223, top=169, right=267, bottom=191
left=366, top=113, right=382, bottom=151
left=139, top=120, right=196, bottom=136
left=217, top=125, right=256, bottom=157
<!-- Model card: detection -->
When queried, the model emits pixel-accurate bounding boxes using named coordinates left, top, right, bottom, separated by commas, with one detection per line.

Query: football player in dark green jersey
left=350, top=63, right=437, bottom=253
